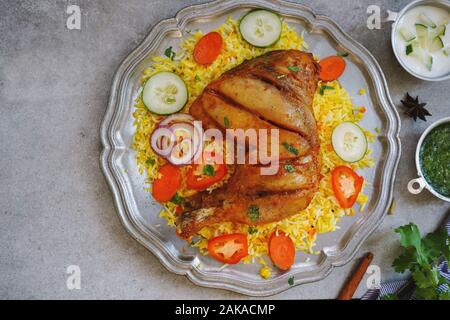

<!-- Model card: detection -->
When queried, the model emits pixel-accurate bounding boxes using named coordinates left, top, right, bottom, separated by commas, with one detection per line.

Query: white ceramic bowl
left=391, top=0, right=450, bottom=82
left=408, top=117, right=450, bottom=201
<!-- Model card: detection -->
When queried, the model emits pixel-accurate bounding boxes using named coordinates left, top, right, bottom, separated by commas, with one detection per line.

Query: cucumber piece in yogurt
left=400, top=27, right=416, bottom=42
left=415, top=23, right=429, bottom=48
left=429, top=36, right=444, bottom=52
left=419, top=12, right=437, bottom=28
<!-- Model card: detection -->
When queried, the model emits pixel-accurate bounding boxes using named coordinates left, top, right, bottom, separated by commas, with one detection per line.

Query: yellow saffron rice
left=132, top=18, right=375, bottom=271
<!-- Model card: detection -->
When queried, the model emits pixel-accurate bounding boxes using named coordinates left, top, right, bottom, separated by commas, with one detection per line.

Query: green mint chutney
left=419, top=122, right=450, bottom=197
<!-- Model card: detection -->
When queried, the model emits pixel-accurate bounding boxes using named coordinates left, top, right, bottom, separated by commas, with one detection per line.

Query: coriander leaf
left=395, top=223, right=428, bottom=267
left=412, top=267, right=440, bottom=289
left=164, top=46, right=176, bottom=60
left=247, top=205, right=260, bottom=221
left=202, top=164, right=216, bottom=177
left=282, top=142, right=299, bottom=155
left=171, top=193, right=184, bottom=205
left=284, top=164, right=295, bottom=173
left=439, top=291, right=450, bottom=300
left=287, top=65, right=300, bottom=72
left=319, top=85, right=334, bottom=95
left=195, top=74, right=201, bottom=81
left=415, top=287, right=439, bottom=300
left=422, top=227, right=450, bottom=262
left=248, top=227, right=258, bottom=234
left=146, top=158, right=155, bottom=166
left=392, top=247, right=417, bottom=273
left=337, top=51, right=349, bottom=57
left=224, top=116, right=230, bottom=128
left=288, top=276, right=294, bottom=286
left=395, top=223, right=422, bottom=251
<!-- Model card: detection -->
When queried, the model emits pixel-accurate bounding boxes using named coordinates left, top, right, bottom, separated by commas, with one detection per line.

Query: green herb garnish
left=282, top=142, right=299, bottom=155
left=391, top=223, right=450, bottom=300
left=288, top=277, right=294, bottom=286
left=284, top=164, right=295, bottom=173
left=319, top=85, right=335, bottom=95
left=224, top=116, right=230, bottom=128
left=248, top=227, right=258, bottom=234
left=337, top=51, right=349, bottom=57
left=247, top=205, right=260, bottom=221
left=202, top=164, right=216, bottom=177
left=146, top=158, right=155, bottom=166
left=164, top=46, right=176, bottom=60
left=287, top=65, right=300, bottom=72
left=171, top=193, right=185, bottom=205
left=195, top=74, right=201, bottom=81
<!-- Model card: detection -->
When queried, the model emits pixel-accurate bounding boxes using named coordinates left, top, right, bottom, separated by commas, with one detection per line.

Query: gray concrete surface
left=0, top=0, right=449, bottom=299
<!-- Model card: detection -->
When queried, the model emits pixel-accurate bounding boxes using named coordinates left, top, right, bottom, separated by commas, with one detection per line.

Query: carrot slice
left=268, top=231, right=295, bottom=270
left=319, top=56, right=346, bottom=82
left=193, top=32, right=223, bottom=65
left=152, top=164, right=181, bottom=202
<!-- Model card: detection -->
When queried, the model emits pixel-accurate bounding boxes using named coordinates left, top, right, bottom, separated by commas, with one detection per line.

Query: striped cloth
left=361, top=214, right=450, bottom=300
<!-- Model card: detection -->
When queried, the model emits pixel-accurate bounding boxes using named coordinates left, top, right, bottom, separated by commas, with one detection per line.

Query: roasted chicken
left=176, top=50, right=322, bottom=239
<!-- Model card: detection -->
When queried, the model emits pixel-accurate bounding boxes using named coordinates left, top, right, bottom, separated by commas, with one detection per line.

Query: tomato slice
left=152, top=164, right=182, bottom=202
left=208, top=233, right=248, bottom=264
left=186, top=152, right=227, bottom=190
left=331, top=166, right=364, bottom=208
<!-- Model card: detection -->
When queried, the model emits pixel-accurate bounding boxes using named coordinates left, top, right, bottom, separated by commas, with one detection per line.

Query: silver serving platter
left=100, top=0, right=401, bottom=296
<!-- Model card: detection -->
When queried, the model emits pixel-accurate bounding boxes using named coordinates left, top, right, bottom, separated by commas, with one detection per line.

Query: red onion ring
left=167, top=123, right=202, bottom=165
left=150, top=126, right=176, bottom=157
left=159, top=114, right=195, bottom=127
left=150, top=114, right=204, bottom=165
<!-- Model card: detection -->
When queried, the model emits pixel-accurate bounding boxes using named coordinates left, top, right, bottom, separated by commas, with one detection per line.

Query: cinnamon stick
left=338, top=252, right=374, bottom=300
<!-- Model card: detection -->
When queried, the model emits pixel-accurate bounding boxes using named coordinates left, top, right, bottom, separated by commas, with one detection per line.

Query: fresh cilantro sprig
left=202, top=164, right=216, bottom=177
left=164, top=46, right=176, bottom=60
left=390, top=223, right=450, bottom=300
left=319, top=85, right=334, bottom=95
left=282, top=142, right=299, bottom=155
left=247, top=205, right=260, bottom=221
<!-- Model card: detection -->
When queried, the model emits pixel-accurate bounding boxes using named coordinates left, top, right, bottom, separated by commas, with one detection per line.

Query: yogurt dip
left=394, top=4, right=450, bottom=78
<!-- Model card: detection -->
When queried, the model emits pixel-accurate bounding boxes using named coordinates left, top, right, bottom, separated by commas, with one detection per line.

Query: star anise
left=400, top=92, right=431, bottom=122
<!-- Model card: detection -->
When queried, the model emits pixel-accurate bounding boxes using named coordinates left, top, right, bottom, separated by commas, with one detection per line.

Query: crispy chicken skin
left=176, top=50, right=321, bottom=239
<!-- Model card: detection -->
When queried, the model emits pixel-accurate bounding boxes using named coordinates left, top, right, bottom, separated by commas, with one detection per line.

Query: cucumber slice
left=331, top=122, right=367, bottom=163
left=239, top=10, right=282, bottom=47
left=443, top=46, right=450, bottom=56
left=400, top=27, right=416, bottom=42
left=429, top=36, right=444, bottom=52
left=142, top=72, right=188, bottom=115
left=436, top=24, right=446, bottom=36
left=415, top=23, right=429, bottom=48
left=419, top=12, right=436, bottom=28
